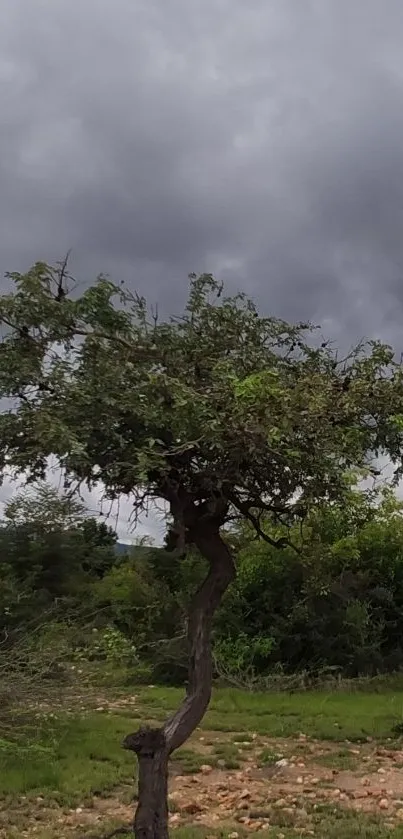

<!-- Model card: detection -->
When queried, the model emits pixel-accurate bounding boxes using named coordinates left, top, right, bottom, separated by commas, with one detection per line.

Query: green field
left=3, top=683, right=403, bottom=838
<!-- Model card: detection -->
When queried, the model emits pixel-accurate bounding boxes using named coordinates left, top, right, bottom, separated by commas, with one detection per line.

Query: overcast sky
left=2, top=0, right=403, bottom=541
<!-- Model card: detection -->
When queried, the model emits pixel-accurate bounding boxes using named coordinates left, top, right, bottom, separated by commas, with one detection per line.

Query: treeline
left=3, top=481, right=403, bottom=686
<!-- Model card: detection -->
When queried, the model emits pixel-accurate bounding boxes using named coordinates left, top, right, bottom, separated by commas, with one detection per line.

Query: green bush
left=72, top=625, right=139, bottom=666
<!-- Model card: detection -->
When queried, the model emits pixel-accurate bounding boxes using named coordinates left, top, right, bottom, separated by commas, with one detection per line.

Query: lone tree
left=1, top=263, right=403, bottom=838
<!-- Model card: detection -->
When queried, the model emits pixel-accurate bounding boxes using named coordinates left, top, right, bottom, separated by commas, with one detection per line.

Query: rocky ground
left=6, top=728, right=403, bottom=837
left=168, top=736, right=403, bottom=833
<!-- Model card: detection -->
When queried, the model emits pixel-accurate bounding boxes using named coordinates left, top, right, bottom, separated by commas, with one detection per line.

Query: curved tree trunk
left=124, top=525, right=235, bottom=839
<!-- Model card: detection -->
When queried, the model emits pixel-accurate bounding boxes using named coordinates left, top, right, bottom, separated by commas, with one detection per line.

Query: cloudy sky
left=2, top=0, right=403, bottom=541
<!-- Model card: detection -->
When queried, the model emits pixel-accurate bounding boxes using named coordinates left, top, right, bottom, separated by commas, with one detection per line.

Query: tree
left=215, top=483, right=403, bottom=681
left=0, top=482, right=118, bottom=638
left=4, top=481, right=87, bottom=531
left=1, top=262, right=403, bottom=838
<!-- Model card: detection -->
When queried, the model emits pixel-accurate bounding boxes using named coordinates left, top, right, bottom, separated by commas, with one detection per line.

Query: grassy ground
left=138, top=684, right=403, bottom=740
left=3, top=681, right=403, bottom=837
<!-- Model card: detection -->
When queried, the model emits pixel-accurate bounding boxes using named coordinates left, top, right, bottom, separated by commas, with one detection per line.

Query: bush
left=72, top=625, right=139, bottom=666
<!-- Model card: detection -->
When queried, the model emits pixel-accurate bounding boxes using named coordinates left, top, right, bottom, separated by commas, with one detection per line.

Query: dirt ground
left=6, top=730, right=403, bottom=837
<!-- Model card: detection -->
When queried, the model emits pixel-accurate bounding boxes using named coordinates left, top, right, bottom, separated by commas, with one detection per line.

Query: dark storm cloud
left=3, top=0, right=403, bottom=536
left=2, top=0, right=403, bottom=336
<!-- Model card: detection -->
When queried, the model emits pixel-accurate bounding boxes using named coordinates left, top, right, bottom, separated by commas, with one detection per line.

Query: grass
left=315, top=747, right=361, bottom=771
left=172, top=741, right=241, bottom=773
left=2, top=682, right=403, bottom=802
left=136, top=684, right=403, bottom=741
left=23, top=815, right=403, bottom=839
left=172, top=825, right=403, bottom=839
left=4, top=681, right=403, bottom=837
left=0, top=712, right=137, bottom=805
left=305, top=808, right=403, bottom=838
left=258, top=746, right=283, bottom=765
left=11, top=821, right=403, bottom=839
left=173, top=747, right=209, bottom=774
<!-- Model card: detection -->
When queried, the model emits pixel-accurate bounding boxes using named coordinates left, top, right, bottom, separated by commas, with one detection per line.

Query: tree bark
left=124, top=525, right=235, bottom=839
left=124, top=728, right=169, bottom=839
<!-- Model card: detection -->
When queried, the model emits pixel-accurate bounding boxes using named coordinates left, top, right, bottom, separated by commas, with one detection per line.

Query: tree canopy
left=1, top=263, right=403, bottom=550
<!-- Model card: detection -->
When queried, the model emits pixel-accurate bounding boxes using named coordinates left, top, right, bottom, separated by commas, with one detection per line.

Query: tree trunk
left=124, top=524, right=235, bottom=839
left=126, top=729, right=169, bottom=839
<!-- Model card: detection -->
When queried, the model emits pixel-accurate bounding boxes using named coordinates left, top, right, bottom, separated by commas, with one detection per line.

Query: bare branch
left=54, top=250, right=72, bottom=301
left=230, top=495, right=301, bottom=553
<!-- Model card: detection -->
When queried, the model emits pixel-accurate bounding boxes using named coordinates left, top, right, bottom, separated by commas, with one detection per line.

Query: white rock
left=169, top=813, right=181, bottom=824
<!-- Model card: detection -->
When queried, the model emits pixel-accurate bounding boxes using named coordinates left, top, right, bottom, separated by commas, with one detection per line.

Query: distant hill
left=114, top=542, right=158, bottom=556
left=115, top=542, right=132, bottom=555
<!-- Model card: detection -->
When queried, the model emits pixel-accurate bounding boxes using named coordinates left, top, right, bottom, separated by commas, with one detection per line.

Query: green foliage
left=1, top=264, right=403, bottom=547
left=214, top=632, right=275, bottom=677
left=4, top=482, right=86, bottom=530
left=215, top=486, right=403, bottom=680
left=6, top=480, right=403, bottom=687
left=0, top=483, right=118, bottom=645
left=72, top=626, right=139, bottom=666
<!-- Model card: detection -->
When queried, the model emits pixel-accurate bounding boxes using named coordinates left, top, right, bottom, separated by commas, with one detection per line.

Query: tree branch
left=54, top=250, right=72, bottom=301
left=0, top=316, right=162, bottom=367
left=230, top=496, right=301, bottom=553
